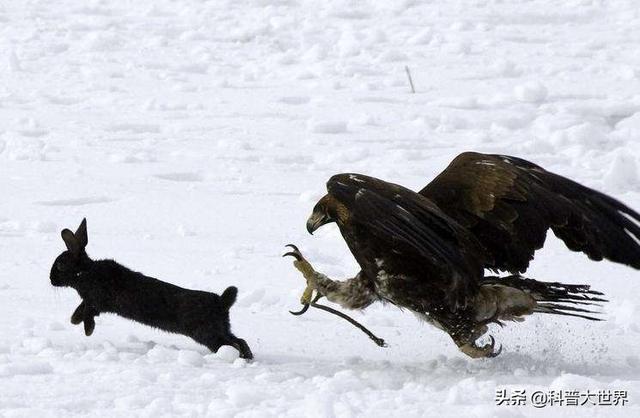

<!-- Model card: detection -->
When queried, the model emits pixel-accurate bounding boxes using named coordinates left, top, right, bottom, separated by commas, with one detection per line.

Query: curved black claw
left=283, top=252, right=302, bottom=261
left=283, top=244, right=303, bottom=261
left=459, top=334, right=503, bottom=359
left=488, top=340, right=503, bottom=358
left=289, top=293, right=323, bottom=316
left=289, top=304, right=310, bottom=316
left=488, top=344, right=503, bottom=358
left=485, top=335, right=502, bottom=358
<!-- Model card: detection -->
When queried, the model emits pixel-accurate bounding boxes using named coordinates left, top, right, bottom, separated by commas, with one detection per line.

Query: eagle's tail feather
left=535, top=303, right=603, bottom=321
left=481, top=275, right=607, bottom=322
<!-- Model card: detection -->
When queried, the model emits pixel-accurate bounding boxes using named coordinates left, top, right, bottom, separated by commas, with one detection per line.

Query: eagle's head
left=306, top=194, right=349, bottom=234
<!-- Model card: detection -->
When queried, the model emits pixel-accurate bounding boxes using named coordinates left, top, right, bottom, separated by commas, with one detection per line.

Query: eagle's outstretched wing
left=327, top=174, right=487, bottom=308
left=420, top=152, right=640, bottom=273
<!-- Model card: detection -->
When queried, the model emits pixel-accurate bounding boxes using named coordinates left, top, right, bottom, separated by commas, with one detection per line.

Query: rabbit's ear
left=74, top=218, right=88, bottom=249
left=61, top=229, right=81, bottom=254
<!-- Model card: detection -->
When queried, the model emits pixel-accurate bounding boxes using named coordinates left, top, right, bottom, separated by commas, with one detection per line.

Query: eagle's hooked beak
left=306, top=211, right=332, bottom=235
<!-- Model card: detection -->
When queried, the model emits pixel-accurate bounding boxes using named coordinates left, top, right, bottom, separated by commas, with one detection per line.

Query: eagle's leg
left=283, top=245, right=319, bottom=305
left=284, top=245, right=376, bottom=310
left=451, top=325, right=502, bottom=359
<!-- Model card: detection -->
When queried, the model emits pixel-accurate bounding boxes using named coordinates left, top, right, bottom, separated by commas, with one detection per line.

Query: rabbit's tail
left=221, top=286, right=238, bottom=310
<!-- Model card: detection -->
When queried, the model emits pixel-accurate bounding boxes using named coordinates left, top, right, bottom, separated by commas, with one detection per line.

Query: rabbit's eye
left=56, top=262, right=67, bottom=272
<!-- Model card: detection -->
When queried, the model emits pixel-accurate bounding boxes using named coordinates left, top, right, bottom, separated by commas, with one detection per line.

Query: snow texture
left=1, top=0, right=640, bottom=416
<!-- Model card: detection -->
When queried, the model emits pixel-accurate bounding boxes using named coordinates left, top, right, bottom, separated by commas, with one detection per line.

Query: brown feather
left=420, top=152, right=640, bottom=273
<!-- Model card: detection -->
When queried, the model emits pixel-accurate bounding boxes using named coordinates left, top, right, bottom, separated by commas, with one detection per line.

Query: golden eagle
left=285, top=152, right=640, bottom=358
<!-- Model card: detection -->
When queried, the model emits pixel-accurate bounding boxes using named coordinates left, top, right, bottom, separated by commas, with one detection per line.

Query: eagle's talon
left=457, top=335, right=502, bottom=358
left=488, top=343, right=503, bottom=358
left=487, top=335, right=495, bottom=349
left=289, top=292, right=323, bottom=316
left=283, top=251, right=302, bottom=261
left=285, top=244, right=322, bottom=312
left=283, top=245, right=316, bottom=278
left=477, top=335, right=502, bottom=357
left=285, top=244, right=300, bottom=252
left=283, top=244, right=305, bottom=262
left=483, top=335, right=503, bottom=357
left=289, top=305, right=310, bottom=316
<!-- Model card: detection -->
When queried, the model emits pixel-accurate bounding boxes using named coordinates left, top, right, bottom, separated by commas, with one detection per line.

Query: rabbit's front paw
left=84, top=316, right=95, bottom=336
left=70, top=301, right=85, bottom=325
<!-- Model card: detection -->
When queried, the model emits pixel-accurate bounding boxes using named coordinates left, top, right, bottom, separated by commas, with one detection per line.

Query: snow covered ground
left=2, top=0, right=640, bottom=416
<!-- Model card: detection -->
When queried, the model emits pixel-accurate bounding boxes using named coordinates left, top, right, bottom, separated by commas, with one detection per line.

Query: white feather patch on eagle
left=375, top=269, right=395, bottom=299
left=475, top=160, right=496, bottom=166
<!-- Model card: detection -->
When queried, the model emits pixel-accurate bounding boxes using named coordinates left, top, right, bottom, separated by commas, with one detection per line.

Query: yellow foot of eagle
left=283, top=244, right=319, bottom=305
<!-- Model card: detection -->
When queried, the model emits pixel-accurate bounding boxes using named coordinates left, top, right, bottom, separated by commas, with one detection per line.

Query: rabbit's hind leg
left=192, top=332, right=253, bottom=360
left=229, top=336, right=253, bottom=360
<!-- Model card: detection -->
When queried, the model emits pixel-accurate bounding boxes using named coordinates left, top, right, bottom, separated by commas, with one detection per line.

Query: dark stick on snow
left=290, top=294, right=387, bottom=347
left=405, top=65, right=415, bottom=94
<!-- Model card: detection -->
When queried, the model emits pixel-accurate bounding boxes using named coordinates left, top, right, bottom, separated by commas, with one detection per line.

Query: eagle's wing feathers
left=354, top=189, right=457, bottom=264
left=420, top=152, right=640, bottom=273
left=328, top=175, right=486, bottom=308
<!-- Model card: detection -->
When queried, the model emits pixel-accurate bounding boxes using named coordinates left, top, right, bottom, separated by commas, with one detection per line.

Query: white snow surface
left=1, top=0, right=640, bottom=416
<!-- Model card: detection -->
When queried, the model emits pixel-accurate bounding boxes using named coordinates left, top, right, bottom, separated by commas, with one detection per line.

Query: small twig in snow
left=405, top=65, right=415, bottom=94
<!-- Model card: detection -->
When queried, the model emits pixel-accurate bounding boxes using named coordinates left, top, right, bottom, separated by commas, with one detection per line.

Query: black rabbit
left=49, top=219, right=253, bottom=360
